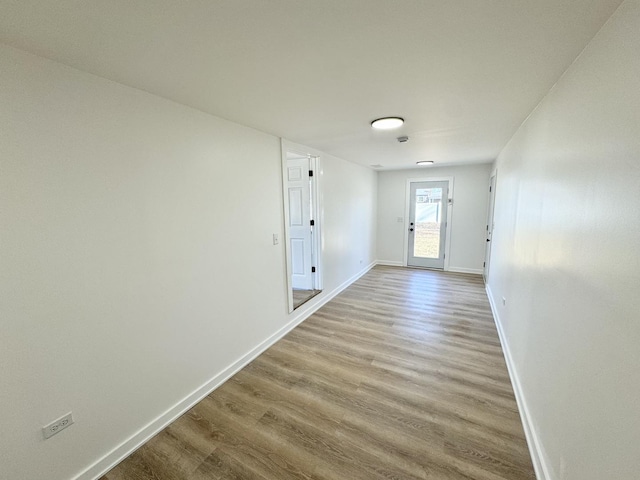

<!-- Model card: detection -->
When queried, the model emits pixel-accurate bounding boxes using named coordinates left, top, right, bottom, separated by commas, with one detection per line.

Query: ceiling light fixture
left=371, top=117, right=404, bottom=130
left=416, top=161, right=434, bottom=166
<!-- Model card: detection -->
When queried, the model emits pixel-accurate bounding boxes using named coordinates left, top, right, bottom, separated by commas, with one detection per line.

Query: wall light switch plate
left=273, top=233, right=279, bottom=245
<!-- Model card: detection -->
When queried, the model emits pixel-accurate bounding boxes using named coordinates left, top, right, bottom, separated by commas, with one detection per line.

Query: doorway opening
left=483, top=172, right=497, bottom=282
left=405, top=178, right=453, bottom=270
left=282, top=141, right=322, bottom=312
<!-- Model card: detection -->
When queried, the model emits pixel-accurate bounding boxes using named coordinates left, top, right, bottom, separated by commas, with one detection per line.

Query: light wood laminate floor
left=292, top=289, right=322, bottom=309
left=102, top=266, right=535, bottom=480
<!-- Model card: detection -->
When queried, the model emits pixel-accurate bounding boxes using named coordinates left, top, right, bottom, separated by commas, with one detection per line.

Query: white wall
left=487, top=1, right=640, bottom=479
left=377, top=164, right=492, bottom=272
left=0, top=44, right=377, bottom=480
left=321, top=154, right=378, bottom=286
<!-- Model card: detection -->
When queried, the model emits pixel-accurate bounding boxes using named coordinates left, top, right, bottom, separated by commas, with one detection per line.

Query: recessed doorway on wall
left=282, top=140, right=323, bottom=312
left=483, top=172, right=497, bottom=282
left=404, top=178, right=453, bottom=270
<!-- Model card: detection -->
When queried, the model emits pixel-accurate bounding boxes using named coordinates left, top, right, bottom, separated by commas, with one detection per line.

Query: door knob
left=409, top=228, right=414, bottom=232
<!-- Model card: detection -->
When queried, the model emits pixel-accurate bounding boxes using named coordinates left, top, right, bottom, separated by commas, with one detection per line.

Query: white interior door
left=483, top=174, right=497, bottom=281
left=286, top=156, right=313, bottom=290
left=407, top=180, right=449, bottom=269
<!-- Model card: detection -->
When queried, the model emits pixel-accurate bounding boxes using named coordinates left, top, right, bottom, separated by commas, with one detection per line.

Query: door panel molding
left=286, top=156, right=313, bottom=290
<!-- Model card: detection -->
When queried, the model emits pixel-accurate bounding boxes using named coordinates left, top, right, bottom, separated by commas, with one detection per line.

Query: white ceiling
left=0, top=0, right=622, bottom=169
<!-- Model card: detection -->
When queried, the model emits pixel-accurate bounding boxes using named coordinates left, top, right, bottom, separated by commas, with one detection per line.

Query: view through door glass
left=408, top=181, right=448, bottom=269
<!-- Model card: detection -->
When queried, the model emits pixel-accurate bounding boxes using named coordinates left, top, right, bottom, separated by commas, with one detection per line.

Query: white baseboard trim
left=448, top=267, right=483, bottom=275
left=76, top=261, right=376, bottom=480
left=376, top=260, right=404, bottom=267
left=485, top=284, right=551, bottom=480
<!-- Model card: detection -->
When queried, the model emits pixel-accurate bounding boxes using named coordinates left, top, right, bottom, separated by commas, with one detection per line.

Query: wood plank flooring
left=102, top=266, right=535, bottom=480
left=292, top=289, right=322, bottom=309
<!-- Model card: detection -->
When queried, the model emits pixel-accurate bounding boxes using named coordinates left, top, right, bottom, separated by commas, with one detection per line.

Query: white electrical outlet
left=272, top=233, right=279, bottom=245
left=43, top=412, right=73, bottom=439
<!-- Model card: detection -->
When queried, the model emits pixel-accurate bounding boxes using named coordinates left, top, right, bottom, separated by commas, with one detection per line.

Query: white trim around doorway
left=403, top=176, right=454, bottom=271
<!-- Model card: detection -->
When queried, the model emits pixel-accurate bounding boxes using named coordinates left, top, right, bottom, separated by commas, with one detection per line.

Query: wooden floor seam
left=102, top=265, right=535, bottom=480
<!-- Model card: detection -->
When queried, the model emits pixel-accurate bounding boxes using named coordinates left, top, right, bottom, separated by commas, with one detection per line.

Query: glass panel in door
left=413, top=187, right=443, bottom=259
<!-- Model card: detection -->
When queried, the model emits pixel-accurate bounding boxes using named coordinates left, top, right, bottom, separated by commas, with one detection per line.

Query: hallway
left=103, top=266, right=534, bottom=480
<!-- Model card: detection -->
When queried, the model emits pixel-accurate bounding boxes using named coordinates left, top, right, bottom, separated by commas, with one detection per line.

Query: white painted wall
left=377, top=164, right=492, bottom=272
left=0, top=44, right=377, bottom=480
left=486, top=1, right=640, bottom=479
left=321, top=154, right=378, bottom=286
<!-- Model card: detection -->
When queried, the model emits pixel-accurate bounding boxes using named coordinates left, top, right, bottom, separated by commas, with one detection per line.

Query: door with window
left=407, top=181, right=449, bottom=269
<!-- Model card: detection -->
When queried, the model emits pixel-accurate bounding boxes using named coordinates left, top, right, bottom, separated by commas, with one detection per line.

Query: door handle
left=409, top=228, right=414, bottom=232
left=486, top=238, right=490, bottom=242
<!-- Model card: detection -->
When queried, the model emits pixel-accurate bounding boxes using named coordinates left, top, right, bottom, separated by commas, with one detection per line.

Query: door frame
left=483, top=169, right=497, bottom=282
left=281, top=139, right=323, bottom=313
left=403, top=176, right=454, bottom=270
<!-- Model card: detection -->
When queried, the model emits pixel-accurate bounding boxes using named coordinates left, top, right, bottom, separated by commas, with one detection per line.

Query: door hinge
left=310, top=219, right=315, bottom=226
left=309, top=170, right=314, bottom=177
left=311, top=266, right=316, bottom=273
left=483, top=262, right=486, bottom=267
left=489, top=186, right=492, bottom=192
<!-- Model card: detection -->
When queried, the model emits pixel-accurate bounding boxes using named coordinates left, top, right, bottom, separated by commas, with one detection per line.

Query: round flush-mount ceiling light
left=371, top=117, right=404, bottom=130
left=416, top=160, right=434, bottom=166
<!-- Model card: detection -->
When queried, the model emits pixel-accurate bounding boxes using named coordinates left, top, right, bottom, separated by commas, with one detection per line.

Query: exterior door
left=407, top=181, right=448, bottom=269
left=286, top=156, right=313, bottom=290
left=483, top=174, right=497, bottom=281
